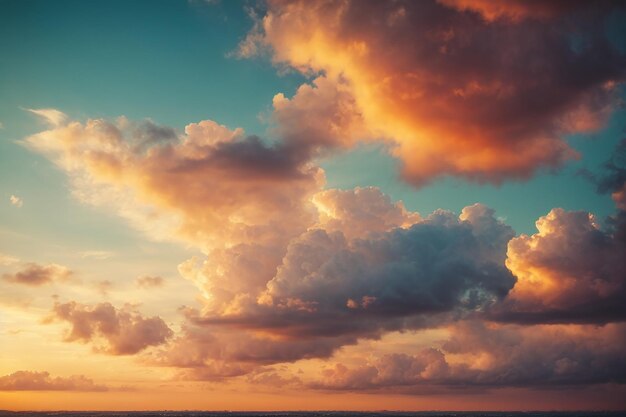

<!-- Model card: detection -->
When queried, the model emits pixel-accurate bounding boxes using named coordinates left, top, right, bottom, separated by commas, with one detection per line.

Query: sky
left=1, top=0, right=626, bottom=411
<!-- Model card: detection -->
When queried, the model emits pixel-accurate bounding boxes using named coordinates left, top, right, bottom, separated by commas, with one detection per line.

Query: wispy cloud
left=0, top=252, right=20, bottom=266
left=23, top=107, right=68, bottom=127
left=79, top=250, right=114, bottom=260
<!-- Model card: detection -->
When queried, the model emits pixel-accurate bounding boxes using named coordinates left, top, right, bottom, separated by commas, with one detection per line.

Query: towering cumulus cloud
left=243, top=0, right=626, bottom=185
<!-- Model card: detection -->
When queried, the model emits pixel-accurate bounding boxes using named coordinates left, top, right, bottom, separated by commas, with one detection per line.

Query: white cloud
left=9, top=195, right=23, bottom=208
left=24, top=108, right=68, bottom=127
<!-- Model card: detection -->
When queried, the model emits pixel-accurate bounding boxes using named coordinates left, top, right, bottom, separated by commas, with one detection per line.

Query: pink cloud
left=3, top=263, right=72, bottom=286
left=47, top=301, right=172, bottom=355
left=0, top=370, right=108, bottom=391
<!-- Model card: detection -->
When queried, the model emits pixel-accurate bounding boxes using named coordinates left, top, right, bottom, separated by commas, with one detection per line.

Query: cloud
left=0, top=370, right=108, bottom=391
left=257, top=204, right=514, bottom=332
left=242, top=0, right=625, bottom=185
left=25, top=107, right=68, bottom=127
left=0, top=253, right=20, bottom=266
left=584, top=138, right=626, bottom=210
left=495, top=207, right=626, bottom=323
left=162, top=202, right=515, bottom=377
left=2, top=263, right=72, bottom=286
left=22, top=114, right=323, bottom=254
left=312, top=187, right=421, bottom=240
left=150, top=323, right=358, bottom=380
left=9, top=195, right=23, bottom=208
left=437, top=0, right=604, bottom=22
left=271, top=76, right=368, bottom=156
left=80, top=250, right=114, bottom=260
left=21, top=109, right=626, bottom=387
left=96, top=280, right=113, bottom=296
left=136, top=275, right=165, bottom=289
left=47, top=301, right=173, bottom=355
left=313, top=321, right=626, bottom=391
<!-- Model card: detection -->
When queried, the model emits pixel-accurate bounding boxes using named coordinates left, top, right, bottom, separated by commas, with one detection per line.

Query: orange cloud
left=312, top=187, right=420, bottom=240
left=135, top=275, right=165, bottom=289
left=0, top=371, right=107, bottom=391
left=23, top=112, right=323, bottom=254
left=2, top=263, right=72, bottom=286
left=500, top=208, right=626, bottom=323
left=244, top=0, right=625, bottom=185
left=21, top=108, right=626, bottom=391
left=437, top=0, right=593, bottom=22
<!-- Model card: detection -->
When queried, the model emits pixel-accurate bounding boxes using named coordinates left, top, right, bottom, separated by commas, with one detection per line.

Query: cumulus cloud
left=22, top=111, right=322, bottom=254
left=256, top=204, right=514, bottom=331
left=313, top=321, right=626, bottom=391
left=2, top=263, right=72, bottom=286
left=163, top=202, right=516, bottom=379
left=136, top=275, right=165, bottom=289
left=21, top=107, right=626, bottom=388
left=0, top=370, right=108, bottom=391
left=271, top=76, right=368, bottom=156
left=497, top=208, right=626, bottom=324
left=9, top=195, right=23, bottom=207
left=242, top=0, right=625, bottom=185
left=312, top=187, right=421, bottom=240
left=47, top=301, right=172, bottom=355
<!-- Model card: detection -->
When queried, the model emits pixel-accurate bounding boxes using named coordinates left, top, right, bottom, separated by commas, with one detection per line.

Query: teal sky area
left=0, top=0, right=624, bottom=262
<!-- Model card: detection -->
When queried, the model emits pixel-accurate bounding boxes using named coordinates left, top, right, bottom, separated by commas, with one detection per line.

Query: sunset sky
left=1, top=0, right=626, bottom=411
